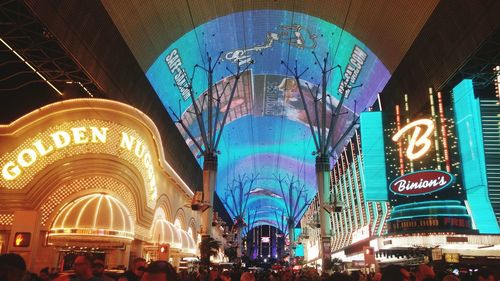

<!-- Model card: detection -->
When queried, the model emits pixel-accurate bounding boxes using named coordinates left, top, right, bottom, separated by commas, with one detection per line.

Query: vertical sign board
left=381, top=85, right=477, bottom=234
left=360, top=111, right=388, bottom=201
left=453, top=79, right=500, bottom=234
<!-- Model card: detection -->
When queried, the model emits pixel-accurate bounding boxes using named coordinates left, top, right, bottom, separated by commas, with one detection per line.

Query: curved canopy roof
left=101, top=0, right=439, bottom=73
left=151, top=219, right=197, bottom=254
left=143, top=10, right=390, bottom=230
left=98, top=2, right=438, bottom=230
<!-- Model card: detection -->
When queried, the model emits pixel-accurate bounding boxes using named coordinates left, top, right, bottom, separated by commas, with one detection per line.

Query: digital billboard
left=146, top=10, right=391, bottom=228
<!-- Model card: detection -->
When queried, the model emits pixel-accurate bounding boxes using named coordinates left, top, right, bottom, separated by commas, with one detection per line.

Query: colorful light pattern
left=146, top=10, right=390, bottom=228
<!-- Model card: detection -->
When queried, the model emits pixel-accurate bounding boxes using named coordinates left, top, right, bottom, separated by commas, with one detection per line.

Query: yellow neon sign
left=2, top=127, right=108, bottom=180
left=392, top=119, right=435, bottom=160
left=1, top=125, right=157, bottom=202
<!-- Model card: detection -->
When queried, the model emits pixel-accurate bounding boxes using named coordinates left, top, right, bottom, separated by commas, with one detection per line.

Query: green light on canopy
left=360, top=111, right=388, bottom=201
left=453, top=79, right=500, bottom=234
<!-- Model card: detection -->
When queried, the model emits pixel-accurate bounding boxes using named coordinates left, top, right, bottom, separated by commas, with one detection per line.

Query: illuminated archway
left=49, top=193, right=134, bottom=245
left=173, top=208, right=186, bottom=230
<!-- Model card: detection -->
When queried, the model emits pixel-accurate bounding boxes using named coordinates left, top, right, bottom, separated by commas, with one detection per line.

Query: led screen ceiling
left=146, top=10, right=390, bottom=230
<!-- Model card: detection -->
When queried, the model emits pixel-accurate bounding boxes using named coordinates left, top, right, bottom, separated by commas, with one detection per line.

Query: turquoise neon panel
left=360, top=111, right=388, bottom=201
left=294, top=228, right=304, bottom=257
left=453, top=79, right=500, bottom=234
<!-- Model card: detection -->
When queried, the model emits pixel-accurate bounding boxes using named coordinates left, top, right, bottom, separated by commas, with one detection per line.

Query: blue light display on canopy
left=146, top=10, right=391, bottom=230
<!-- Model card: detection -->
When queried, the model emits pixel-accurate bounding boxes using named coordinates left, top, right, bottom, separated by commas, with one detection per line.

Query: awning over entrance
left=49, top=194, right=134, bottom=245
left=152, top=219, right=196, bottom=255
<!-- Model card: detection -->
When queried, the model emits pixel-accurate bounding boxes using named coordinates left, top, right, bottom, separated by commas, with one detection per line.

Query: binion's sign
left=389, top=170, right=454, bottom=196
left=392, top=118, right=435, bottom=161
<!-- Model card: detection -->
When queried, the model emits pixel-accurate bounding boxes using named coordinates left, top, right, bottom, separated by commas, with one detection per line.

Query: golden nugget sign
left=392, top=119, right=435, bottom=160
left=2, top=127, right=108, bottom=180
left=1, top=124, right=157, bottom=202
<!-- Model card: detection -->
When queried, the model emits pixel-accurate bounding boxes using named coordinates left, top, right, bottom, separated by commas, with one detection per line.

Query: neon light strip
left=404, top=95, right=413, bottom=172
left=61, top=196, right=87, bottom=228
left=392, top=206, right=467, bottom=219
left=495, top=66, right=500, bottom=101
left=387, top=214, right=471, bottom=221
left=437, top=91, right=451, bottom=172
left=345, top=150, right=358, bottom=231
left=93, top=195, right=104, bottom=229
left=392, top=200, right=463, bottom=210
left=106, top=196, right=114, bottom=230
left=65, top=81, right=94, bottom=97
left=0, top=37, right=63, bottom=96
left=378, top=203, right=388, bottom=236
left=341, top=152, right=353, bottom=244
left=350, top=143, right=364, bottom=226
left=356, top=155, right=370, bottom=224
left=429, top=88, right=441, bottom=170
left=49, top=228, right=134, bottom=239
left=395, top=105, right=404, bottom=175
left=371, top=202, right=378, bottom=235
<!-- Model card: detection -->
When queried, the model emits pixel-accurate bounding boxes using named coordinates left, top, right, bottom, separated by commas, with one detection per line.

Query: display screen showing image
left=146, top=10, right=391, bottom=229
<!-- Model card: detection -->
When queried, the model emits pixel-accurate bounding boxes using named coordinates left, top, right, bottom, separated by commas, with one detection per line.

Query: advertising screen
left=146, top=10, right=391, bottom=228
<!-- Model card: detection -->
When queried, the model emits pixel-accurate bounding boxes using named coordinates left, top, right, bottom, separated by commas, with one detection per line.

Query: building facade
left=0, top=99, right=208, bottom=272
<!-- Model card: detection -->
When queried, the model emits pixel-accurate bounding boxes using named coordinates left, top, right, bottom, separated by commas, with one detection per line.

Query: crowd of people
left=0, top=253, right=498, bottom=281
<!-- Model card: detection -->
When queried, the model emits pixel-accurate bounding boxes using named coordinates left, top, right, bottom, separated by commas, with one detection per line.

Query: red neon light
left=437, top=92, right=451, bottom=172
left=395, top=105, right=404, bottom=175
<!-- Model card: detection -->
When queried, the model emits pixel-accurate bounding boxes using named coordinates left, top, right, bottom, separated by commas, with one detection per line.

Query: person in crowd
left=118, top=258, right=146, bottom=281
left=239, top=272, right=254, bottom=281
left=415, top=264, right=435, bottom=281
left=72, top=256, right=101, bottom=281
left=380, top=265, right=410, bottom=281
left=92, top=260, right=114, bottom=281
left=39, top=268, right=50, bottom=281
left=371, top=272, right=382, bottom=281
left=218, top=272, right=230, bottom=281
left=328, top=272, right=353, bottom=281
left=472, top=269, right=495, bottom=281
left=0, top=253, right=30, bottom=281
left=279, top=270, right=293, bottom=281
left=208, top=270, right=219, bottom=281
left=140, top=261, right=176, bottom=281
left=442, top=275, right=460, bottom=281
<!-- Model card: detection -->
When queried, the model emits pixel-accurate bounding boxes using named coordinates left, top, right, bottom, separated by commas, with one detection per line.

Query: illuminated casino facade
left=301, top=71, right=500, bottom=266
left=0, top=99, right=230, bottom=270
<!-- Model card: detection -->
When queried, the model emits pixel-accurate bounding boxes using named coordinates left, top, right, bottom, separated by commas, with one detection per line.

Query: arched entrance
left=48, top=193, right=134, bottom=269
left=146, top=208, right=196, bottom=267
